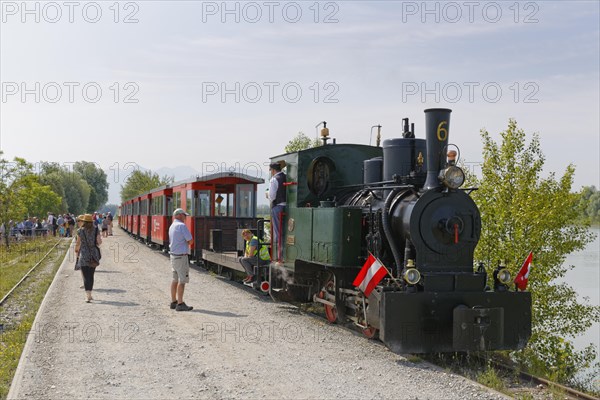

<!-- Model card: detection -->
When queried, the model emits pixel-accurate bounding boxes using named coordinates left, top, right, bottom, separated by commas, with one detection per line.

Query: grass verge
left=0, top=237, right=63, bottom=296
left=0, top=238, right=70, bottom=399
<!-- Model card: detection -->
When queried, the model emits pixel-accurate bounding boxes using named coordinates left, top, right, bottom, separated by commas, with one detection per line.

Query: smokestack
left=423, top=108, right=452, bottom=190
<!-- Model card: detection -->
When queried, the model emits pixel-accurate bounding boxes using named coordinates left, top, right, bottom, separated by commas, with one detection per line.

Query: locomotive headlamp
left=403, top=268, right=421, bottom=285
left=497, top=268, right=511, bottom=285
left=440, top=166, right=465, bottom=189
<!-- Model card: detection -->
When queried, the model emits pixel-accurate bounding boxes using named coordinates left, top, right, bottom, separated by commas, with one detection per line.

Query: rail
left=0, top=238, right=64, bottom=306
left=483, top=356, right=599, bottom=400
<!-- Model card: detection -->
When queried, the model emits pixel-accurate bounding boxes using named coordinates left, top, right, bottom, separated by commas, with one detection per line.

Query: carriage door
left=166, top=195, right=173, bottom=230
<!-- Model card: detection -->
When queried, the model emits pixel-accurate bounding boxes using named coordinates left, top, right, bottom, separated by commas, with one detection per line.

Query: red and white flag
left=514, top=251, right=533, bottom=291
left=353, top=254, right=388, bottom=297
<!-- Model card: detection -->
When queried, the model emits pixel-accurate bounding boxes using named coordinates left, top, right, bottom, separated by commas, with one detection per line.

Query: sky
left=1, top=0, right=599, bottom=204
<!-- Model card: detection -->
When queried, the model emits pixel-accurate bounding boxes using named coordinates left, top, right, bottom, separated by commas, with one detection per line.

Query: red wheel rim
left=318, top=280, right=337, bottom=323
left=362, top=326, right=378, bottom=339
left=324, top=303, right=337, bottom=323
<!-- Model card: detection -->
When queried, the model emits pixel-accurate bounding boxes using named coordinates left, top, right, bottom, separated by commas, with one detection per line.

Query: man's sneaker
left=170, top=301, right=177, bottom=310
left=175, top=302, right=193, bottom=311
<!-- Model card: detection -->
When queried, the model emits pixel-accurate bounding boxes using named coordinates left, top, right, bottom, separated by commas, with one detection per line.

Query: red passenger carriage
left=169, top=172, right=263, bottom=259
left=121, top=172, right=265, bottom=262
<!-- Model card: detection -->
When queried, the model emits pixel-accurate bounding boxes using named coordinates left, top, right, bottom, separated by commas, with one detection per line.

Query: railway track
left=420, top=352, right=599, bottom=400
left=0, top=238, right=64, bottom=307
left=484, top=356, right=599, bottom=400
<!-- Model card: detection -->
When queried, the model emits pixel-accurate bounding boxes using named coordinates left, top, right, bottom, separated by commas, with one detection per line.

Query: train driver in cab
left=268, top=162, right=286, bottom=262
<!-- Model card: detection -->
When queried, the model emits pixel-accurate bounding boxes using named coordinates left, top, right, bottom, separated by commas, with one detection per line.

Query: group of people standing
left=92, top=212, right=113, bottom=237
left=0, top=214, right=72, bottom=239
left=48, top=213, right=76, bottom=237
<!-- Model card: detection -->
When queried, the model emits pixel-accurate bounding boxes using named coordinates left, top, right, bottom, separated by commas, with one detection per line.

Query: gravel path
left=8, top=229, right=509, bottom=400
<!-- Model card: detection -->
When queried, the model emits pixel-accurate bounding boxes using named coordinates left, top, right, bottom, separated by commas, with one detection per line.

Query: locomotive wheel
left=318, top=280, right=338, bottom=323
left=362, top=326, right=378, bottom=339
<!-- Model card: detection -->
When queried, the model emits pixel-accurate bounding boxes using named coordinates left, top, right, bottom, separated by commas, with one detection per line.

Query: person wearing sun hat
left=168, top=208, right=194, bottom=311
left=74, top=214, right=102, bottom=302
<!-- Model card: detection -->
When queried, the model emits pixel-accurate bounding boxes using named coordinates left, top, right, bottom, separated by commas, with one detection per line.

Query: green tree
left=62, top=172, right=91, bottom=216
left=38, top=162, right=68, bottom=213
left=21, top=181, right=62, bottom=220
left=284, top=132, right=321, bottom=153
left=37, top=162, right=93, bottom=215
left=0, top=154, right=61, bottom=246
left=1, top=154, right=32, bottom=246
left=120, top=170, right=172, bottom=202
left=74, top=161, right=108, bottom=212
left=465, top=120, right=599, bottom=385
left=578, top=186, right=600, bottom=224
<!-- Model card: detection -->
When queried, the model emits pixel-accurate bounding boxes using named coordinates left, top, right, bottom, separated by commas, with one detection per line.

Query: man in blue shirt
left=169, top=208, right=194, bottom=311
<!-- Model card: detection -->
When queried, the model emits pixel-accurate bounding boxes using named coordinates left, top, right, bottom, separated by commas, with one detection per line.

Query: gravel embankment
left=8, top=229, right=509, bottom=399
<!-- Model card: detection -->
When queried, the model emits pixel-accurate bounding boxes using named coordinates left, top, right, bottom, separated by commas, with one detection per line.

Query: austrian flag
left=353, top=254, right=389, bottom=297
left=514, top=251, right=533, bottom=291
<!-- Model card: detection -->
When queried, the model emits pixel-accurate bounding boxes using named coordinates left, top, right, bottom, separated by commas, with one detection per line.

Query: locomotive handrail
left=462, top=187, right=479, bottom=195
left=364, top=184, right=417, bottom=190
left=256, top=218, right=279, bottom=302
left=338, top=182, right=416, bottom=189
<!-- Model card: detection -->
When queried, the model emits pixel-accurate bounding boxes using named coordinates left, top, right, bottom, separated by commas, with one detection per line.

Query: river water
left=562, top=227, right=599, bottom=375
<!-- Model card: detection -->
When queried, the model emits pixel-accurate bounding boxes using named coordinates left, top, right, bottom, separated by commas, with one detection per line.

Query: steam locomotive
left=121, top=108, right=532, bottom=354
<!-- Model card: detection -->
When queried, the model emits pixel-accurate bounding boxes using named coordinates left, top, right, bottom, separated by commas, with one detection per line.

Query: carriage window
left=186, top=190, right=194, bottom=215
left=173, top=192, right=181, bottom=210
left=214, top=193, right=233, bottom=217
left=196, top=191, right=211, bottom=216
left=152, top=196, right=165, bottom=216
left=227, top=193, right=233, bottom=216
left=236, top=184, right=255, bottom=217
left=215, top=193, right=226, bottom=216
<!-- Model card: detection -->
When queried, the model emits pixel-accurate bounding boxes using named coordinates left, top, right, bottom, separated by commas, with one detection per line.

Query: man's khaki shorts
left=170, top=255, right=190, bottom=283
